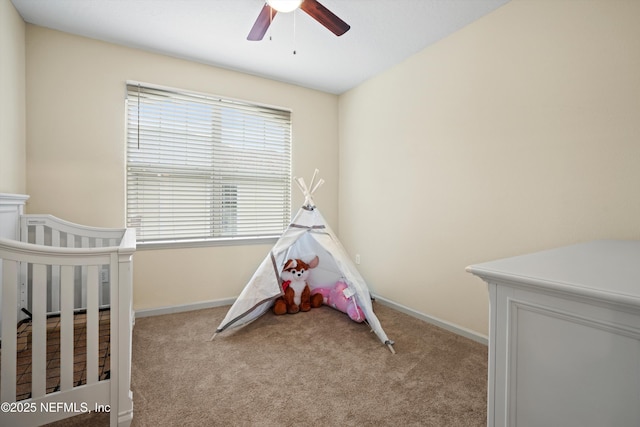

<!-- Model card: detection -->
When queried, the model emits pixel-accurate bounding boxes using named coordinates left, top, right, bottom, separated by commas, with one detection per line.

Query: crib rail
left=21, top=214, right=126, bottom=247
left=20, top=215, right=128, bottom=318
left=0, top=225, right=135, bottom=427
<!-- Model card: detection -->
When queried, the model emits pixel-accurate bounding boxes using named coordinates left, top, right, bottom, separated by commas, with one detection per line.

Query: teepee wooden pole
left=310, top=178, right=324, bottom=195
left=308, top=168, right=319, bottom=192
left=294, top=176, right=306, bottom=193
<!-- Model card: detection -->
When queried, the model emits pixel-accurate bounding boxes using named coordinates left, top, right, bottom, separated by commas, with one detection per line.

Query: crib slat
left=1, top=259, right=19, bottom=402
left=81, top=237, right=89, bottom=309
left=35, top=224, right=45, bottom=245
left=52, top=229, right=60, bottom=247
left=60, top=265, right=74, bottom=391
left=67, top=233, right=75, bottom=248
left=51, top=229, right=61, bottom=313
left=31, top=263, right=47, bottom=398
left=86, top=265, right=99, bottom=385
left=93, top=239, right=104, bottom=308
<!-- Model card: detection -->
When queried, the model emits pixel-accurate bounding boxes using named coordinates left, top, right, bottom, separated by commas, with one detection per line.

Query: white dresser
left=467, top=240, right=640, bottom=427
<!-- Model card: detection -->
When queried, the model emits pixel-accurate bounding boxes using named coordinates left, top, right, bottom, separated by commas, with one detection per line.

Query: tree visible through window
left=125, top=83, right=291, bottom=245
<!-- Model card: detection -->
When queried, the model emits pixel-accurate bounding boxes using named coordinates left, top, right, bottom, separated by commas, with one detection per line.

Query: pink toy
left=312, top=280, right=365, bottom=323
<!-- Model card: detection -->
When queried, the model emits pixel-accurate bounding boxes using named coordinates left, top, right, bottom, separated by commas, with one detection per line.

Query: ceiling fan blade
left=247, top=4, right=276, bottom=41
left=300, top=0, right=350, bottom=36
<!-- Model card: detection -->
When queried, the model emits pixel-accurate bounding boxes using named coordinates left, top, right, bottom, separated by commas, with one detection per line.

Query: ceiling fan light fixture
left=266, top=0, right=303, bottom=13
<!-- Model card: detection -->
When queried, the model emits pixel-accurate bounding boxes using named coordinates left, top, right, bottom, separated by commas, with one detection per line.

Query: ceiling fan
left=247, top=0, right=350, bottom=41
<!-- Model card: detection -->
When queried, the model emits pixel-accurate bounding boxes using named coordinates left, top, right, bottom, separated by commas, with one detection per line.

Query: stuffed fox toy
left=273, top=256, right=324, bottom=315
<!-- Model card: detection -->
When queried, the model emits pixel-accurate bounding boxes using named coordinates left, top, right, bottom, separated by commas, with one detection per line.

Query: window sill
left=136, top=235, right=279, bottom=250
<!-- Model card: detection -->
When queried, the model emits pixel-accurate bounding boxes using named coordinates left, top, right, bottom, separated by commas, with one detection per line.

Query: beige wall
left=0, top=0, right=26, bottom=194
left=338, top=0, right=640, bottom=337
left=16, top=0, right=640, bottom=335
left=25, top=26, right=339, bottom=310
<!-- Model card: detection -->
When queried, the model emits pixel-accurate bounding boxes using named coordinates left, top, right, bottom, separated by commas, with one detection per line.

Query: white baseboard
left=372, top=294, right=488, bottom=345
left=135, top=298, right=235, bottom=319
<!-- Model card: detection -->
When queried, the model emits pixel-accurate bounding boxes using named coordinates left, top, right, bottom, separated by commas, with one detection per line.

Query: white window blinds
left=126, top=83, right=291, bottom=244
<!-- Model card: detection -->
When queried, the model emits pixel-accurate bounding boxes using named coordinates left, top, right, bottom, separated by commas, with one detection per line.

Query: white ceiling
left=12, top=0, right=510, bottom=94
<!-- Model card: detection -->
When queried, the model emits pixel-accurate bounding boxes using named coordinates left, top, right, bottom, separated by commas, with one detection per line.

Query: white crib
left=0, top=193, right=135, bottom=427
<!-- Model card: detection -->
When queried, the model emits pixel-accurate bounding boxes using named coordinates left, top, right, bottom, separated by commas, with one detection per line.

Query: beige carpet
left=47, top=302, right=487, bottom=426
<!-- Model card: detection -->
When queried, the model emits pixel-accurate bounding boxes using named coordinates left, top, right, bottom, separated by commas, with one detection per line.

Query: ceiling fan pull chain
left=292, top=10, right=297, bottom=55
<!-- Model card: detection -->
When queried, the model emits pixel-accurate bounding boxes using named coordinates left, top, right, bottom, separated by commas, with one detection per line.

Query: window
left=126, top=82, right=291, bottom=246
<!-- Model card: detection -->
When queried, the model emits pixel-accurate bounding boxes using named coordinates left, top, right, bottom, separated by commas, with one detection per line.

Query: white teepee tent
left=212, top=170, right=395, bottom=353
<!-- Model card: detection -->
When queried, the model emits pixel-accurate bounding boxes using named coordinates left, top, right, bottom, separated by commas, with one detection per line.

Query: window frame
left=125, top=81, right=292, bottom=250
